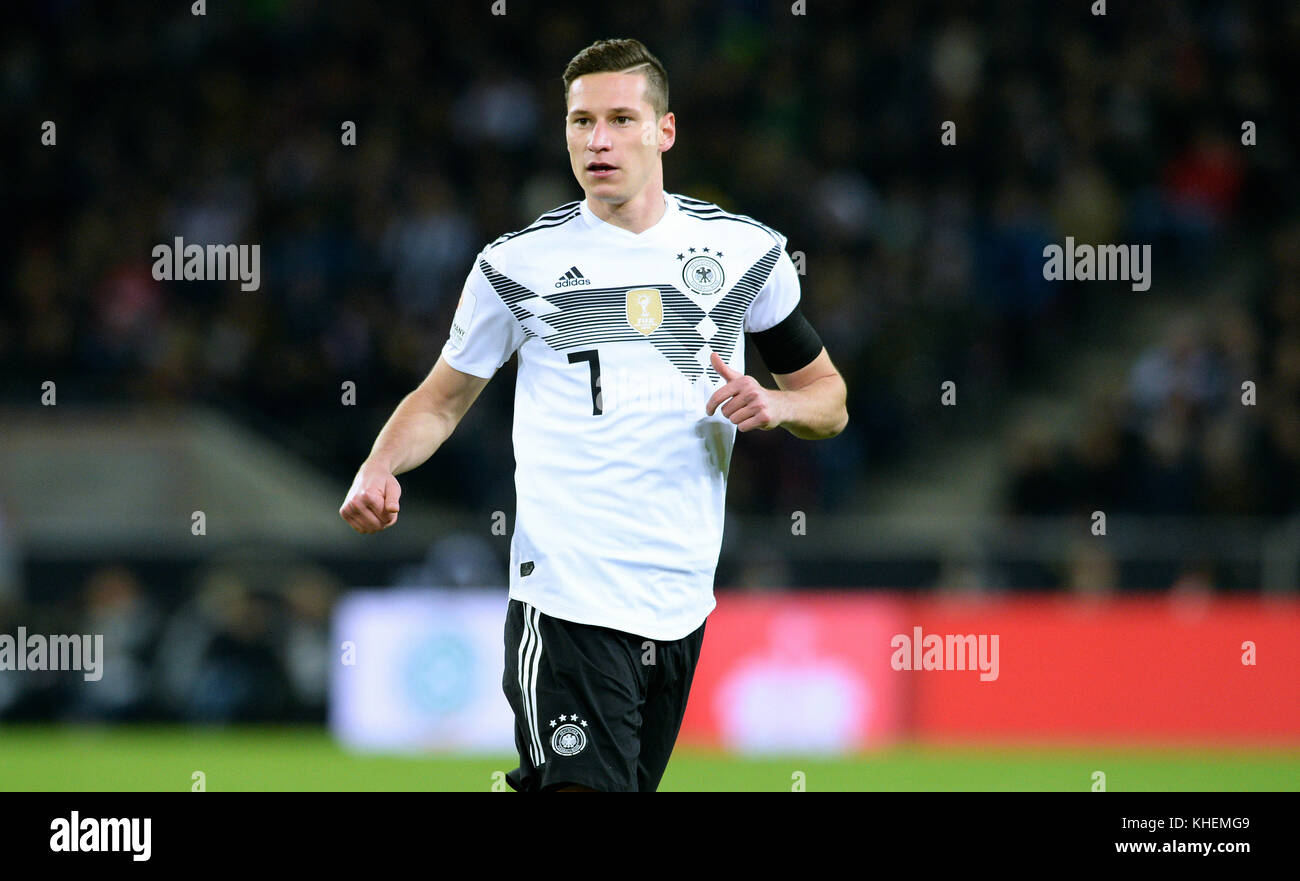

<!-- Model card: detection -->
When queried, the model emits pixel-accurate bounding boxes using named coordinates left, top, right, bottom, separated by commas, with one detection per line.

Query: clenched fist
left=339, top=462, right=402, bottom=534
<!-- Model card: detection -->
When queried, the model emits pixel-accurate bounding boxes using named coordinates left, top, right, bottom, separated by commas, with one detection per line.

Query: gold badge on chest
left=626, top=288, right=663, bottom=335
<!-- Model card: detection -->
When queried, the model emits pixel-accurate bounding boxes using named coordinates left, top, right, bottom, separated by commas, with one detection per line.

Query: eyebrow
left=567, top=107, right=641, bottom=118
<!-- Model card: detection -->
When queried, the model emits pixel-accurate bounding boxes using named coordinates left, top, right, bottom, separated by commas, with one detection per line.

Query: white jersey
left=440, top=192, right=801, bottom=639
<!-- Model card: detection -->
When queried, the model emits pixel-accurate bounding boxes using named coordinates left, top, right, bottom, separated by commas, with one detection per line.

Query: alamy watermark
left=151, top=237, right=260, bottom=291
left=50, top=812, right=150, bottom=861
left=890, top=626, right=999, bottom=682
left=0, top=627, right=103, bottom=681
left=1043, top=237, right=1151, bottom=292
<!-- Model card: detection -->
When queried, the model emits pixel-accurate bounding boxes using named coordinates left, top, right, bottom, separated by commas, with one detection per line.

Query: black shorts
left=501, top=599, right=706, bottom=792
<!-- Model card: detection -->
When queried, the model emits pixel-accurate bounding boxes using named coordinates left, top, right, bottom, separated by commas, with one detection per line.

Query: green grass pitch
left=1, top=727, right=1297, bottom=791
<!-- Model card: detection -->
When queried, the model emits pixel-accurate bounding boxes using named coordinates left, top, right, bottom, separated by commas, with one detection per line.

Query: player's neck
left=586, top=183, right=667, bottom=235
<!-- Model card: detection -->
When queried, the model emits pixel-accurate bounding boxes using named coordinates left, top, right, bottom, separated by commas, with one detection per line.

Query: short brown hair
left=562, top=38, right=669, bottom=118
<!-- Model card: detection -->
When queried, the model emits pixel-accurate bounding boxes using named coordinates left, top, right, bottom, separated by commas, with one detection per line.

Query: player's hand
left=705, top=351, right=785, bottom=432
left=339, top=461, right=402, bottom=534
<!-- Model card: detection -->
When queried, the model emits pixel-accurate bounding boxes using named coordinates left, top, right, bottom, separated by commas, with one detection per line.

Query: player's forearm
left=775, top=374, right=848, bottom=440
left=364, top=390, right=457, bottom=476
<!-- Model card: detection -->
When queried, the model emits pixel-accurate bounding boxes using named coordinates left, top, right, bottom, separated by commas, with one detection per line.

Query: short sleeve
left=743, top=248, right=801, bottom=334
left=439, top=252, right=525, bottom=378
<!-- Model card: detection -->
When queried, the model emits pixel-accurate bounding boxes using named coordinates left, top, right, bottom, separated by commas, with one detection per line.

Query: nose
left=586, top=119, right=612, bottom=152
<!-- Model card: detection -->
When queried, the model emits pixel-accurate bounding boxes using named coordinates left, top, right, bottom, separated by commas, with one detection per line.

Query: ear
left=658, top=111, right=676, bottom=153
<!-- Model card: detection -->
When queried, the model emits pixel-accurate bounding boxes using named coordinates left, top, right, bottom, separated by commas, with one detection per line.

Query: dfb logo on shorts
left=549, top=714, right=589, bottom=756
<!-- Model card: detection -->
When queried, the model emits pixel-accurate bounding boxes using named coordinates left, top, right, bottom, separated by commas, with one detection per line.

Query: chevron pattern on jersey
left=488, top=203, right=582, bottom=249
left=478, top=243, right=782, bottom=383
left=674, top=198, right=783, bottom=244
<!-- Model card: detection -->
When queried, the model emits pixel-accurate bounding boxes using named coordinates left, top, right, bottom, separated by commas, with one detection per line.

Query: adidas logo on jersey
left=555, top=266, right=591, bottom=288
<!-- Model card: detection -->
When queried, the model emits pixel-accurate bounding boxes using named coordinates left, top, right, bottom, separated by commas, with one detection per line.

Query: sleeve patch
left=448, top=289, right=477, bottom=350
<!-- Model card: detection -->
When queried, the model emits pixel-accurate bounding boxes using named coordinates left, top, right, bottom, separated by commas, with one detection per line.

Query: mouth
left=586, top=162, right=618, bottom=177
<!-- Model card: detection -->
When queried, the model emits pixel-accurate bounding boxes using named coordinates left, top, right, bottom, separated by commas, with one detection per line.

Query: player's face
left=565, top=72, right=673, bottom=205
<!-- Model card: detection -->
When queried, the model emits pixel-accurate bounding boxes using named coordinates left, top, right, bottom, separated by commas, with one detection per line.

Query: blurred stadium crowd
left=7, top=1, right=1294, bottom=513
left=2, top=2, right=1298, bottom=718
left=0, top=561, right=336, bottom=722
left=1007, top=218, right=1300, bottom=520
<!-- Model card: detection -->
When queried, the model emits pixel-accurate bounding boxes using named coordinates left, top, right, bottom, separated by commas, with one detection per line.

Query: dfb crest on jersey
left=682, top=254, right=725, bottom=295
left=626, top=288, right=663, bottom=335
left=549, top=714, right=589, bottom=756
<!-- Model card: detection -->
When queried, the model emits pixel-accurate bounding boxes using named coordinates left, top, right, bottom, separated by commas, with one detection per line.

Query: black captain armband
left=748, top=305, right=824, bottom=374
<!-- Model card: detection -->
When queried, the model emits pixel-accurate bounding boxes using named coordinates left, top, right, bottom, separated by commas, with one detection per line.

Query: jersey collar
left=579, top=191, right=679, bottom=242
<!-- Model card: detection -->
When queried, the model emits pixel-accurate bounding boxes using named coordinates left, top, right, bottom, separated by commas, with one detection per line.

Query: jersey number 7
left=567, top=349, right=602, bottom=416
